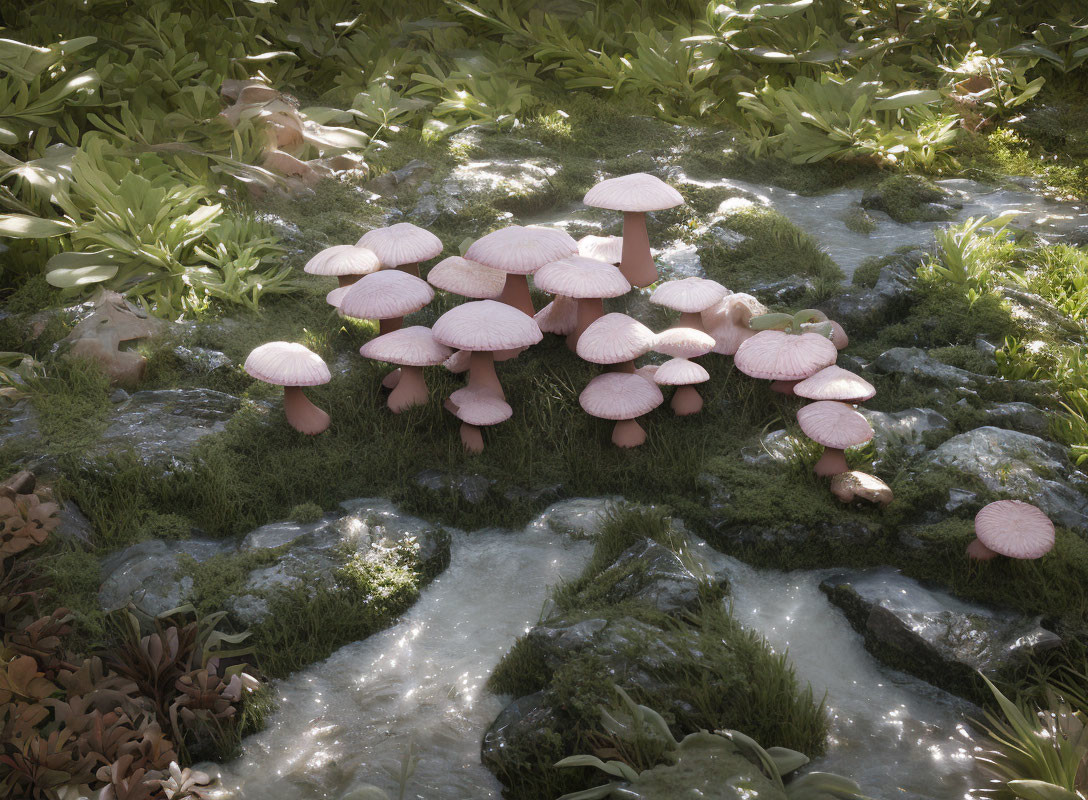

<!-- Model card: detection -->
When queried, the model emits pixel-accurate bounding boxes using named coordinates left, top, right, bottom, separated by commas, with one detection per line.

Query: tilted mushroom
left=968, top=500, right=1055, bottom=561
left=535, top=294, right=579, bottom=338
left=802, top=318, right=849, bottom=350
left=326, top=286, right=350, bottom=308
left=796, top=400, right=873, bottom=477
left=578, top=234, right=623, bottom=265
left=357, top=222, right=443, bottom=277
left=465, top=225, right=578, bottom=316
left=653, top=358, right=710, bottom=416
left=580, top=372, right=664, bottom=448
left=702, top=293, right=767, bottom=355
left=338, top=270, right=434, bottom=335
left=576, top=313, right=656, bottom=373
left=359, top=326, right=452, bottom=413
left=794, top=365, right=876, bottom=404
left=431, top=299, right=542, bottom=401
left=304, top=244, right=381, bottom=288
left=446, top=388, right=512, bottom=454
left=734, top=329, right=837, bottom=394
left=830, top=471, right=894, bottom=506
left=583, top=173, right=683, bottom=287
left=427, top=256, right=505, bottom=299
left=650, top=278, right=729, bottom=332
left=533, top=256, right=631, bottom=348
left=244, top=342, right=331, bottom=435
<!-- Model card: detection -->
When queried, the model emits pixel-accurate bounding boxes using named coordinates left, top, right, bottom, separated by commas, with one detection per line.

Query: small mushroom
left=735, top=330, right=838, bottom=394
left=653, top=327, right=715, bottom=360
left=583, top=173, right=683, bottom=287
left=649, top=278, right=730, bottom=332
left=653, top=358, right=710, bottom=416
left=304, top=244, right=381, bottom=288
left=794, top=365, right=876, bottom=404
left=339, top=270, right=434, bottom=335
left=533, top=256, right=631, bottom=348
left=427, top=256, right=505, bottom=299
left=703, top=293, right=767, bottom=355
left=968, top=500, right=1055, bottom=561
left=357, top=223, right=443, bottom=278
left=796, top=400, right=873, bottom=477
left=802, top=318, right=849, bottom=350
left=359, top=326, right=452, bottom=413
left=465, top=225, right=578, bottom=317
left=576, top=313, right=656, bottom=373
left=447, top=388, right=512, bottom=453
left=535, top=295, right=580, bottom=338
left=578, top=234, right=623, bottom=265
left=244, top=342, right=331, bottom=435
left=579, top=372, right=664, bottom=448
left=830, top=471, right=893, bottom=506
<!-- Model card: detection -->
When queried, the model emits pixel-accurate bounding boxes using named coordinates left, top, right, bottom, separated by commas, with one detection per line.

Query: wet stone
left=860, top=407, right=950, bottom=464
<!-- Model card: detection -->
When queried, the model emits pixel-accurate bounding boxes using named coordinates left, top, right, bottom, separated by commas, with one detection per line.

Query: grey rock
left=872, top=347, right=982, bottom=387
left=945, top=488, right=978, bottom=512
left=740, top=429, right=801, bottom=467
left=984, top=402, right=1050, bottom=437
left=99, top=538, right=232, bottom=616
left=55, top=501, right=94, bottom=547
left=173, top=345, right=232, bottom=375
left=860, top=407, right=950, bottom=463
left=1001, top=287, right=1081, bottom=334
left=412, top=469, right=495, bottom=504
left=747, top=277, right=816, bottom=306
left=525, top=497, right=616, bottom=538
left=364, top=159, right=433, bottom=198
left=707, top=225, right=747, bottom=249
left=599, top=539, right=704, bottom=615
left=109, top=388, right=130, bottom=404
left=819, top=253, right=919, bottom=330
left=821, top=568, right=1061, bottom=697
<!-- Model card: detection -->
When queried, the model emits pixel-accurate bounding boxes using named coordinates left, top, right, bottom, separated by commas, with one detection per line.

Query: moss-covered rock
left=861, top=174, right=962, bottom=223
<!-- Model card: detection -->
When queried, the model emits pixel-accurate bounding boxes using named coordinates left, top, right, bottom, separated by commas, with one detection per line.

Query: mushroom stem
left=612, top=418, right=647, bottom=448
left=381, top=368, right=401, bottom=389
left=608, top=361, right=637, bottom=374
left=670, top=386, right=703, bottom=416
left=498, top=274, right=535, bottom=317
left=379, top=316, right=404, bottom=335
left=677, top=311, right=704, bottom=331
left=283, top=385, right=330, bottom=435
left=337, top=275, right=362, bottom=289
left=467, top=350, right=505, bottom=400
left=460, top=422, right=484, bottom=454
left=967, top=538, right=999, bottom=561
left=387, top=365, right=427, bottom=413
left=568, top=298, right=605, bottom=350
left=620, top=212, right=657, bottom=288
left=813, top=447, right=849, bottom=477
left=396, top=262, right=420, bottom=278
left=770, top=379, right=799, bottom=395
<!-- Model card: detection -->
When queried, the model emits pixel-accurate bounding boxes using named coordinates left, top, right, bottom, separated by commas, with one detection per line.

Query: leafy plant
left=917, top=213, right=1017, bottom=302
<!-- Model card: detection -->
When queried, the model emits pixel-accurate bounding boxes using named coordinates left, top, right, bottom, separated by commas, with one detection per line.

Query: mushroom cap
left=244, top=342, right=331, bottom=387
left=735, top=330, right=837, bottom=381
left=359, top=325, right=452, bottom=367
left=634, top=364, right=660, bottom=382
left=535, top=295, right=579, bottom=335
left=533, top=256, right=631, bottom=299
left=465, top=225, right=578, bottom=275
left=705, top=293, right=767, bottom=355
left=578, top=234, right=623, bottom=264
left=356, top=223, right=442, bottom=267
left=794, top=365, right=876, bottom=403
left=326, top=286, right=349, bottom=307
left=796, top=401, right=873, bottom=450
left=449, top=389, right=512, bottom=426
left=975, top=500, right=1055, bottom=559
left=576, top=313, right=656, bottom=365
left=432, top=299, right=542, bottom=352
left=830, top=471, right=893, bottom=506
left=427, top=256, right=505, bottom=299
left=444, top=349, right=471, bottom=373
left=653, top=327, right=715, bottom=359
left=579, top=372, right=663, bottom=420
left=339, top=270, right=434, bottom=320
left=650, top=277, right=729, bottom=314
left=583, top=173, right=683, bottom=212
left=654, top=358, right=709, bottom=386
left=305, top=244, right=381, bottom=277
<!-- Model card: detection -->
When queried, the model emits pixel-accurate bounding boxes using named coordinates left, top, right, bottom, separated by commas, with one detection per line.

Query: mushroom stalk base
left=967, top=538, right=999, bottom=560
left=283, top=386, right=330, bottom=435
left=671, top=386, right=703, bottom=416
left=620, top=212, right=657, bottom=288
left=612, top=418, right=646, bottom=448
left=387, top=365, right=428, bottom=413
left=467, top=350, right=505, bottom=400
left=499, top=274, right=535, bottom=317
left=569, top=298, right=605, bottom=350
left=460, top=423, right=484, bottom=454
left=814, top=447, right=849, bottom=477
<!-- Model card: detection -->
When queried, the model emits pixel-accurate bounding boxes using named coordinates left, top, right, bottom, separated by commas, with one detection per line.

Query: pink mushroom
left=357, top=222, right=443, bottom=278
left=794, top=365, right=876, bottom=404
left=464, top=225, right=578, bottom=317
left=968, top=500, right=1055, bottom=561
left=579, top=372, right=664, bottom=448
left=427, top=256, right=505, bottom=299
left=576, top=313, right=656, bottom=373
left=650, top=278, right=730, bottom=331
left=533, top=256, right=631, bottom=348
left=653, top=327, right=716, bottom=360
left=796, top=400, right=874, bottom=477
left=830, top=471, right=894, bottom=506
left=734, top=330, right=838, bottom=394
left=244, top=342, right=331, bottom=435
left=359, top=326, right=452, bottom=413
left=305, top=244, right=381, bottom=288
left=654, top=358, right=710, bottom=416
left=703, top=293, right=767, bottom=355
left=578, top=234, right=623, bottom=265
left=802, top=318, right=849, bottom=350
left=535, top=295, right=579, bottom=338
left=338, top=270, right=434, bottom=335
left=583, top=173, right=683, bottom=287
left=432, top=299, right=542, bottom=401
left=446, top=388, right=512, bottom=454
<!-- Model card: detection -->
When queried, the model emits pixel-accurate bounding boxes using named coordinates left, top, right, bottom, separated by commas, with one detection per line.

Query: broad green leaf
left=873, top=90, right=941, bottom=110
left=751, top=0, right=813, bottom=17
left=1007, top=781, right=1080, bottom=800
left=0, top=214, right=72, bottom=238
left=766, top=746, right=809, bottom=775
left=45, top=263, right=119, bottom=288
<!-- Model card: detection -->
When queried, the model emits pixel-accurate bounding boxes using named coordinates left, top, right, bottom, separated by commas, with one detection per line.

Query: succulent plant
left=0, top=727, right=97, bottom=800
left=0, top=654, right=58, bottom=704
left=159, top=761, right=214, bottom=799
left=95, top=755, right=162, bottom=800
left=0, top=490, right=59, bottom=557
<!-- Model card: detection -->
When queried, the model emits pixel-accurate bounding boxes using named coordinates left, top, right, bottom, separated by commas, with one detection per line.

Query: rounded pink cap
left=535, top=295, right=579, bottom=335
left=654, top=358, right=709, bottom=386
left=444, top=349, right=471, bottom=373
left=326, top=286, right=349, bottom=308
left=583, top=173, right=683, bottom=212
left=432, top=299, right=542, bottom=352
left=576, top=313, right=656, bottom=364
left=359, top=326, right=452, bottom=367
left=735, top=330, right=837, bottom=381
left=654, top=327, right=715, bottom=359
left=802, top=319, right=849, bottom=350
left=465, top=225, right=577, bottom=275
left=794, top=365, right=876, bottom=403
left=579, top=372, right=663, bottom=420
left=244, top=342, right=330, bottom=386
left=427, top=256, right=505, bottom=299
left=975, top=500, right=1055, bottom=559
left=339, top=270, right=434, bottom=320
left=650, top=277, right=729, bottom=313
left=578, top=234, right=623, bottom=264
left=796, top=401, right=873, bottom=449
left=305, top=244, right=380, bottom=277
left=356, top=223, right=442, bottom=267
left=450, top=389, right=513, bottom=426
left=704, top=293, right=767, bottom=355
left=533, top=256, right=630, bottom=299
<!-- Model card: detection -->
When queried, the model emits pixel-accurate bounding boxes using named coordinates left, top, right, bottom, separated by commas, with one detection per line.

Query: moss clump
left=862, top=174, right=956, bottom=223
left=852, top=256, right=885, bottom=288
left=30, top=358, right=113, bottom=455
left=289, top=501, right=324, bottom=523
left=842, top=205, right=878, bottom=234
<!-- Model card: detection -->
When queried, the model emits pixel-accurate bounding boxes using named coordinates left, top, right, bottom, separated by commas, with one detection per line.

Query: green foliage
left=917, top=213, right=1017, bottom=304
left=289, top=501, right=324, bottom=523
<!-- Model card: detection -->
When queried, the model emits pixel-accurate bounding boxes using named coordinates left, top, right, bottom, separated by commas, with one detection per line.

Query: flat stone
left=525, top=497, right=617, bottom=539
left=860, top=407, right=950, bottom=463
left=172, top=345, right=232, bottom=375
left=872, top=347, right=983, bottom=387
left=984, top=401, right=1050, bottom=437
left=598, top=539, right=704, bottom=615
left=819, top=253, right=919, bottom=330
left=98, top=538, right=232, bottom=616
left=412, top=470, right=495, bottom=504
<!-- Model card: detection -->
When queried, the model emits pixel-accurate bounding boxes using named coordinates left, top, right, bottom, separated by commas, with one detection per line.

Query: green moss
left=40, top=543, right=107, bottom=652
left=852, top=257, right=885, bottom=288
left=842, top=206, right=878, bottom=234
left=289, top=502, right=324, bottom=523
left=863, top=174, right=955, bottom=223
left=30, top=358, right=112, bottom=455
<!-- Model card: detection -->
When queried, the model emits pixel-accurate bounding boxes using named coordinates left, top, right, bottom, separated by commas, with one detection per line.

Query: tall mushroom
left=583, top=173, right=683, bottom=287
left=357, top=222, right=443, bottom=278
left=968, top=500, right=1055, bottom=561
left=244, top=342, right=331, bottom=435
left=702, top=293, right=767, bottom=355
left=359, top=326, right=452, bottom=413
left=734, top=330, right=837, bottom=394
left=578, top=234, right=623, bottom=265
left=580, top=372, right=664, bottom=448
left=653, top=358, right=710, bottom=416
left=427, top=256, right=505, bottom=299
left=650, top=278, right=729, bottom=331
left=465, top=225, right=578, bottom=317
left=794, top=365, right=876, bottom=404
left=796, top=400, right=873, bottom=477
left=533, top=256, right=631, bottom=348
left=304, top=244, right=381, bottom=288
left=431, top=299, right=542, bottom=401
left=446, top=388, right=512, bottom=454
left=576, top=313, right=656, bottom=374
left=338, top=270, right=434, bottom=335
